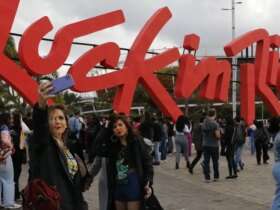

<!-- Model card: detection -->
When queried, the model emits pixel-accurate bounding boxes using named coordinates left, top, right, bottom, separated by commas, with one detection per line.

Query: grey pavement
left=19, top=147, right=274, bottom=210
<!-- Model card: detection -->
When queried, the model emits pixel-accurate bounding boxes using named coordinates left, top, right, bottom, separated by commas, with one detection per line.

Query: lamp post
left=222, top=0, right=242, bottom=118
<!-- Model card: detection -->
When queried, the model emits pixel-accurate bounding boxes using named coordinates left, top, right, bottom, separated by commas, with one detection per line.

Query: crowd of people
left=0, top=81, right=280, bottom=210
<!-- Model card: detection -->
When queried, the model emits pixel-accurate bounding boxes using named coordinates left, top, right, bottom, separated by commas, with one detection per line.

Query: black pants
left=190, top=150, right=203, bottom=170
left=255, top=141, right=269, bottom=164
left=220, top=139, right=226, bottom=156
left=225, top=148, right=237, bottom=176
left=167, top=136, right=173, bottom=153
left=12, top=152, right=23, bottom=199
left=202, top=146, right=219, bottom=180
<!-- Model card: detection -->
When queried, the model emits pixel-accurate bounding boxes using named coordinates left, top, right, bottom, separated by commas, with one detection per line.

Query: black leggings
left=190, top=150, right=203, bottom=170
left=255, top=141, right=269, bottom=164
left=226, top=148, right=237, bottom=176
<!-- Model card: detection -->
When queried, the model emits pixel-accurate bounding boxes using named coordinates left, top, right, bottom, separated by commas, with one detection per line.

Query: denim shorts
left=114, top=172, right=141, bottom=202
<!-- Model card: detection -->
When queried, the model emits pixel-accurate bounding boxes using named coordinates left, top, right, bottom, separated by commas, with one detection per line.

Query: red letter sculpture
left=1, top=1, right=280, bottom=124
left=224, top=29, right=280, bottom=124
left=69, top=7, right=183, bottom=122
left=0, top=0, right=38, bottom=105
left=175, top=34, right=231, bottom=102
left=19, top=10, right=125, bottom=75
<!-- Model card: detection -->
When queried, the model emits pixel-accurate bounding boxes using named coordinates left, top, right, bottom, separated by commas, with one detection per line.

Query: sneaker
left=153, top=161, right=160, bottom=166
left=175, top=163, right=179, bottom=170
left=226, top=175, right=238, bottom=179
left=4, top=203, right=22, bottom=209
left=204, top=179, right=211, bottom=183
left=213, top=178, right=219, bottom=182
left=232, top=174, right=238, bottom=178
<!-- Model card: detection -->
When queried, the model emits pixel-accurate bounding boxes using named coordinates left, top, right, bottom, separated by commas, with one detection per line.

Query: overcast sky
left=10, top=0, right=280, bottom=77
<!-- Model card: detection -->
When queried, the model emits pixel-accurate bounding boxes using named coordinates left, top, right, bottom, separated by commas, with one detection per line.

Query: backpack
left=22, top=179, right=61, bottom=210
left=255, top=128, right=269, bottom=143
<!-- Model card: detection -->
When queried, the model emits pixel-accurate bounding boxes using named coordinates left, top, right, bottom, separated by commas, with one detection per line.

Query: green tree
left=61, top=92, right=82, bottom=113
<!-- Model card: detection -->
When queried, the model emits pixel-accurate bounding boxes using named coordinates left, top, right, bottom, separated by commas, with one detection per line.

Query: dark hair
left=142, top=112, right=152, bottom=123
left=111, top=114, right=136, bottom=142
left=48, top=104, right=68, bottom=119
left=268, top=117, right=280, bottom=134
left=199, top=117, right=205, bottom=123
left=176, top=115, right=186, bottom=132
left=225, top=117, right=234, bottom=126
left=0, top=113, right=10, bottom=127
left=235, top=116, right=241, bottom=123
left=184, top=116, right=191, bottom=127
left=255, top=120, right=264, bottom=129
left=208, top=109, right=216, bottom=117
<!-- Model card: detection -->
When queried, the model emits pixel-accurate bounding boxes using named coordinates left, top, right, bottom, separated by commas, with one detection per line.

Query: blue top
left=68, top=116, right=81, bottom=138
left=247, top=127, right=255, bottom=137
left=274, top=131, right=280, bottom=162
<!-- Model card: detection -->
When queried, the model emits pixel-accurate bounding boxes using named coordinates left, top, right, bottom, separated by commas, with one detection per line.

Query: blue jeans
left=250, top=136, right=256, bottom=155
left=235, top=145, right=244, bottom=169
left=175, top=134, right=189, bottom=165
left=0, top=156, right=15, bottom=207
left=160, top=139, right=167, bottom=160
left=272, top=162, right=280, bottom=209
left=153, top=142, right=161, bottom=162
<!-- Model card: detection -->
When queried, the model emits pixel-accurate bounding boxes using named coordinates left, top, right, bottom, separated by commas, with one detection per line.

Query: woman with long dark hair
left=174, top=115, right=190, bottom=169
left=107, top=114, right=153, bottom=210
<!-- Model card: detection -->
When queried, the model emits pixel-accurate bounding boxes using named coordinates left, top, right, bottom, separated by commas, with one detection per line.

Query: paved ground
left=20, top=147, right=274, bottom=210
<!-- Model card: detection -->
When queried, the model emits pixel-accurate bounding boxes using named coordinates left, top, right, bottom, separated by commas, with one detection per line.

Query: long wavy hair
left=175, top=115, right=186, bottom=132
left=48, top=104, right=69, bottom=143
left=111, top=114, right=137, bottom=144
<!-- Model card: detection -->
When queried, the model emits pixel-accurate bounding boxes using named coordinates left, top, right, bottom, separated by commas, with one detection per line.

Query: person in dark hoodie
left=188, top=117, right=204, bottom=174
left=254, top=120, right=270, bottom=165
left=224, top=117, right=238, bottom=179
left=201, top=109, right=221, bottom=182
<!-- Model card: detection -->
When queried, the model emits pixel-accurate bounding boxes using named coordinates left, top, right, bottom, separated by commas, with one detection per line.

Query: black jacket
left=29, top=104, right=86, bottom=210
left=224, top=124, right=235, bottom=153
left=107, top=135, right=154, bottom=210
left=192, top=123, right=203, bottom=151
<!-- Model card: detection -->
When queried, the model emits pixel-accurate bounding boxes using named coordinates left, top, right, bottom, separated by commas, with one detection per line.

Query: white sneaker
left=4, top=203, right=22, bottom=209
